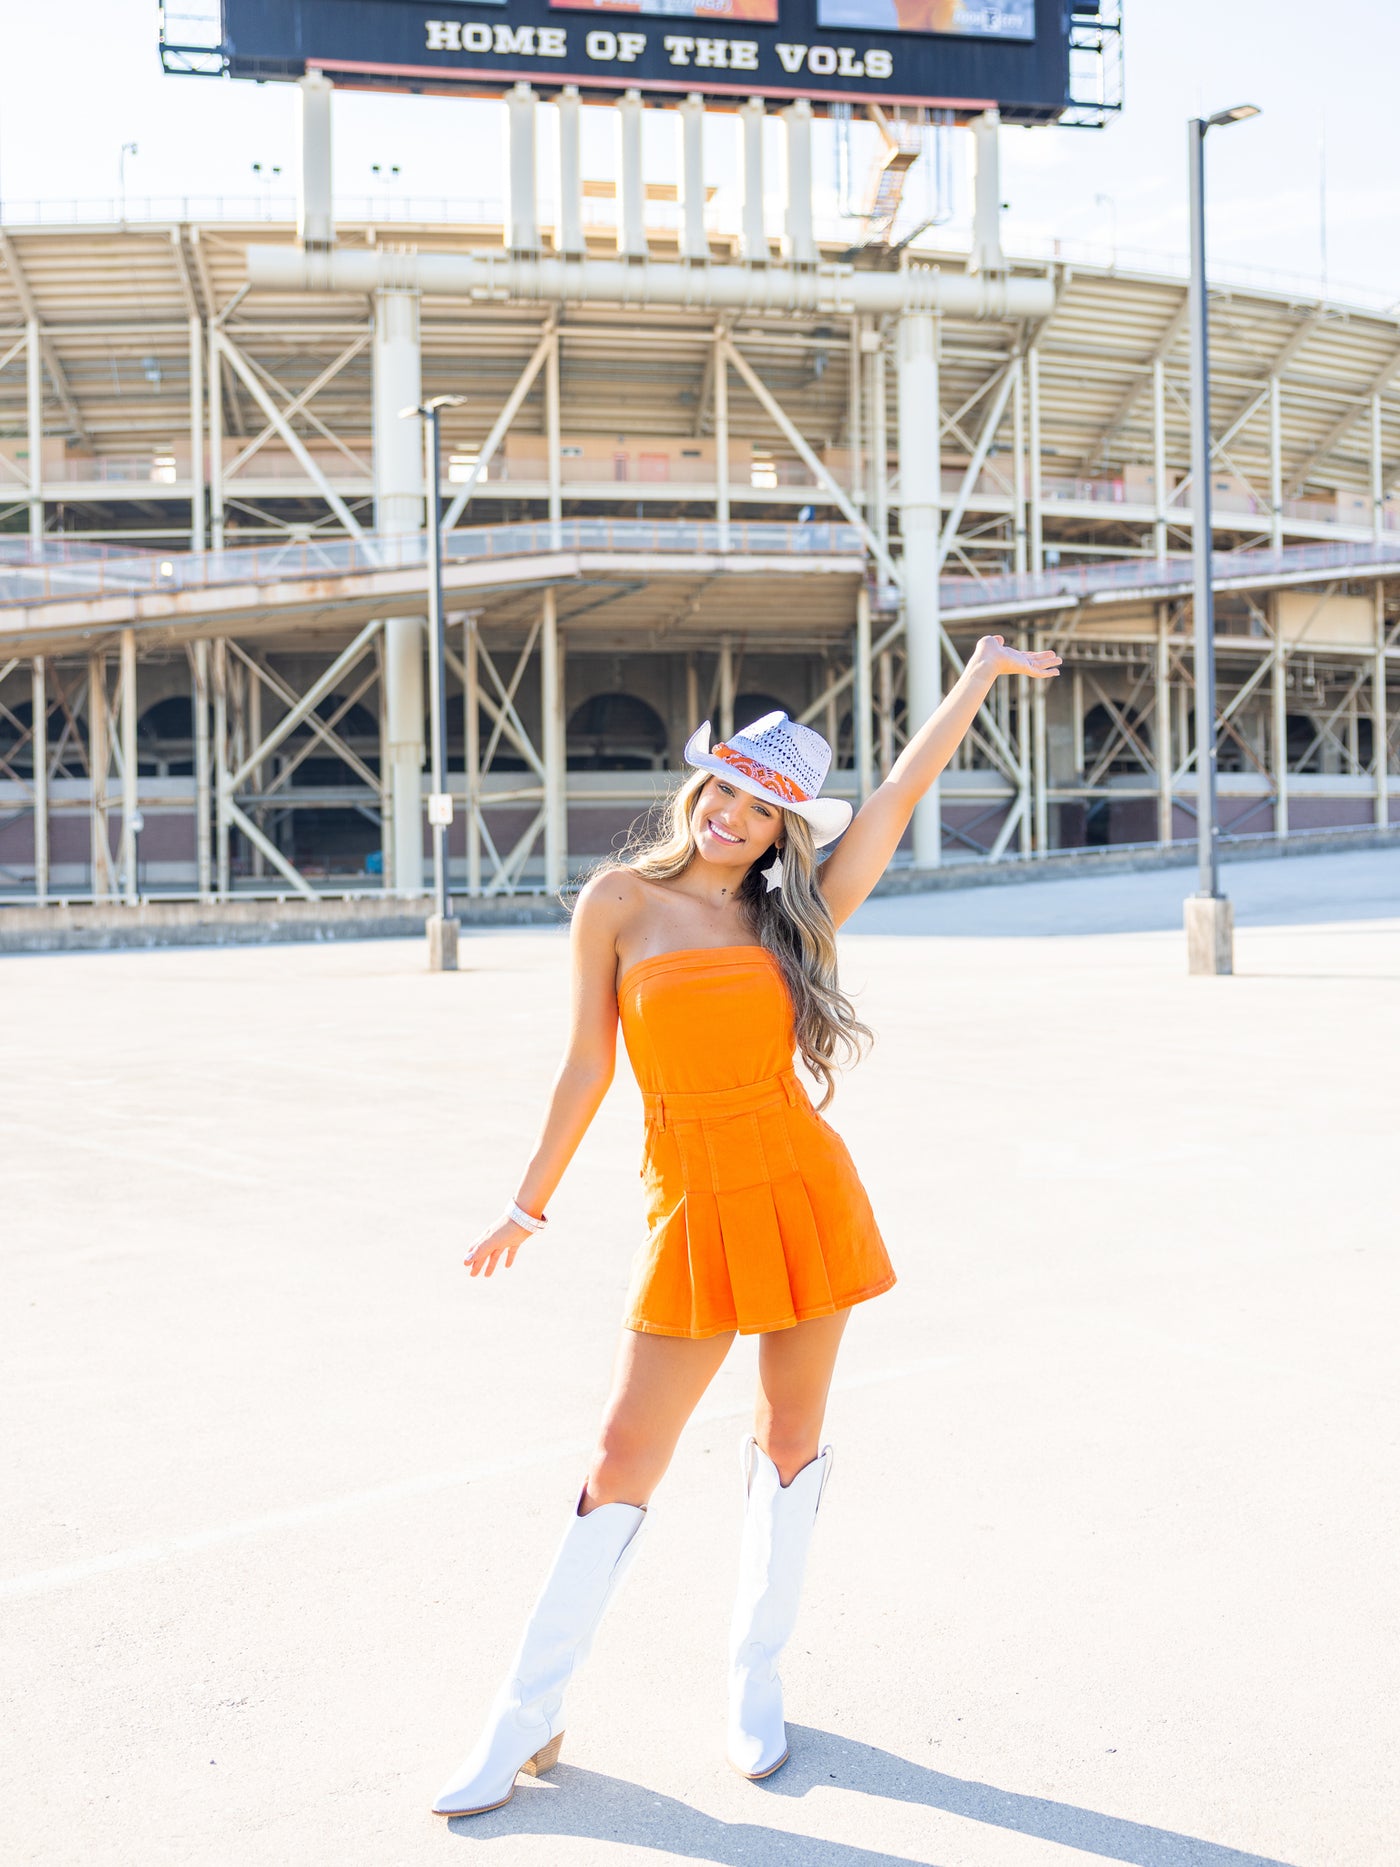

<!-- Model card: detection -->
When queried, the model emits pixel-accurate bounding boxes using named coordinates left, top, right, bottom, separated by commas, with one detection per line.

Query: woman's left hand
left=971, top=635, right=1062, bottom=681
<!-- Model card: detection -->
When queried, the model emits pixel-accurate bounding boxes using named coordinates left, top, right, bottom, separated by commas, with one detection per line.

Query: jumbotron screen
left=549, top=0, right=1034, bottom=32
left=217, top=0, right=1072, bottom=119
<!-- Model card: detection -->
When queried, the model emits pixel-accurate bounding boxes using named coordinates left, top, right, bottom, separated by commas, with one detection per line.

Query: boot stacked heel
left=519, top=1731, right=565, bottom=1777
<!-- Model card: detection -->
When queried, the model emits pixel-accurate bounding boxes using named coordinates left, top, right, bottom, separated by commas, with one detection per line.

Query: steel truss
left=4, top=195, right=1400, bottom=898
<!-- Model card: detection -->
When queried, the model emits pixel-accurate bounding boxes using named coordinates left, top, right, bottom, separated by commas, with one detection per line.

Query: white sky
left=1, top=0, right=1397, bottom=308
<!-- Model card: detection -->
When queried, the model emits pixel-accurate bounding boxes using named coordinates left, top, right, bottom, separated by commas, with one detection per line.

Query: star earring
left=762, top=851, right=784, bottom=893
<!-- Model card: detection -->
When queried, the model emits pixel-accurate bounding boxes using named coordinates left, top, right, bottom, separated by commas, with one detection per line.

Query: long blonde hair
left=600, top=769, right=871, bottom=1108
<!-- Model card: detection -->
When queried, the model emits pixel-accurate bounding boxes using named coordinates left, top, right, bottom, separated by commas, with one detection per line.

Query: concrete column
left=854, top=582, right=874, bottom=803
left=120, top=627, right=139, bottom=904
left=541, top=588, right=567, bottom=889
left=88, top=651, right=109, bottom=900
left=782, top=99, right=815, bottom=266
left=247, top=656, right=264, bottom=879
left=193, top=639, right=212, bottom=898
left=1371, top=393, right=1384, bottom=543
left=1027, top=344, right=1043, bottom=572
left=213, top=637, right=230, bottom=895
left=297, top=71, right=334, bottom=251
left=969, top=110, right=1004, bottom=274
left=1152, top=357, right=1168, bottom=566
left=897, top=310, right=942, bottom=865
left=26, top=319, right=43, bottom=546
left=373, top=285, right=426, bottom=893
left=1375, top=584, right=1389, bottom=827
left=1156, top=603, right=1173, bottom=845
left=188, top=315, right=205, bottom=553
left=546, top=327, right=562, bottom=547
left=718, top=637, right=736, bottom=741
left=1271, top=603, right=1289, bottom=838
left=714, top=328, right=730, bottom=551
left=677, top=95, right=707, bottom=262
left=848, top=316, right=864, bottom=511
left=31, top=657, right=48, bottom=903
left=617, top=90, right=646, bottom=260
left=208, top=319, right=225, bottom=551
left=375, top=634, right=393, bottom=886
left=464, top=614, right=481, bottom=894
left=878, top=649, right=895, bottom=778
left=1012, top=354, right=1027, bottom=575
left=739, top=97, right=766, bottom=263
left=1016, top=628, right=1031, bottom=855
left=556, top=87, right=584, bottom=256
left=869, top=329, right=889, bottom=556
left=506, top=82, right=539, bottom=253
left=1031, top=639, right=1048, bottom=854
left=1268, top=375, right=1284, bottom=552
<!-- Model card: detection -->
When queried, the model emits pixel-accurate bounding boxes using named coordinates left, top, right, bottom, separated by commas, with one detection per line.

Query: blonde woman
left=433, top=632, right=1060, bottom=1817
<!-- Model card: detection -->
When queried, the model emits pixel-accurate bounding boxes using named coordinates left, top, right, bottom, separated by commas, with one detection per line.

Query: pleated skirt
left=622, top=1068, right=896, bottom=1339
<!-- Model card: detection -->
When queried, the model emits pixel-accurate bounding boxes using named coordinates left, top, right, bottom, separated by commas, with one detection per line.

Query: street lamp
left=400, top=393, right=466, bottom=971
left=1184, top=102, right=1260, bottom=977
left=118, top=142, right=138, bottom=221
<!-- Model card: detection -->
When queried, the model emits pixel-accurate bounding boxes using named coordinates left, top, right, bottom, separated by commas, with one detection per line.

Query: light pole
left=1184, top=103, right=1259, bottom=977
left=118, top=142, right=138, bottom=221
left=401, top=393, right=465, bottom=971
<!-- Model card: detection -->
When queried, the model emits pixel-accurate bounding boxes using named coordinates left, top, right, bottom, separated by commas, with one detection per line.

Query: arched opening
left=1285, top=712, right=1323, bottom=774
left=567, top=693, right=667, bottom=770
left=280, top=694, right=380, bottom=785
left=837, top=697, right=905, bottom=769
left=732, top=692, right=795, bottom=734
left=137, top=696, right=194, bottom=776
left=1082, top=701, right=1150, bottom=777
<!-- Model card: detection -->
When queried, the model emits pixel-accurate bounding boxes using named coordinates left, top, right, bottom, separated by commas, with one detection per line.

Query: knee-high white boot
left=726, top=1436, right=832, bottom=1781
left=432, top=1497, right=646, bottom=1817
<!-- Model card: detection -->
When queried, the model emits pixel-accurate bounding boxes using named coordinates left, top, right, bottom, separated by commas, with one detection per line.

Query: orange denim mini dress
left=617, top=944, right=896, bottom=1338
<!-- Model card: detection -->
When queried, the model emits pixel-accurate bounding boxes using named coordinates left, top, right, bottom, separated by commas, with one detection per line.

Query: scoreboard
left=217, top=0, right=1082, bottom=121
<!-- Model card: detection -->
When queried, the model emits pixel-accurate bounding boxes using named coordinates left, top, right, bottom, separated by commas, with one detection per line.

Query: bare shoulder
left=571, top=865, right=648, bottom=930
left=569, top=866, right=648, bottom=965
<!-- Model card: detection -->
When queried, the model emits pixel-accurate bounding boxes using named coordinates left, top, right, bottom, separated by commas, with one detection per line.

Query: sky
left=0, top=0, right=1397, bottom=309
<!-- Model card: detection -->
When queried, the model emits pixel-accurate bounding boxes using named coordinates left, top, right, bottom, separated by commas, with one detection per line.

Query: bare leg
left=754, top=1310, right=850, bottom=1484
left=580, top=1327, right=735, bottom=1513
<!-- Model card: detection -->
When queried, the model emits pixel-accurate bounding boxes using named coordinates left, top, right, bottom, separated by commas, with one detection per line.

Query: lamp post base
left=426, top=914, right=460, bottom=973
left=1185, top=893, right=1233, bottom=976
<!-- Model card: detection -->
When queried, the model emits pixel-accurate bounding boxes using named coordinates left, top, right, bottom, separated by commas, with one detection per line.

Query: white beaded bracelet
left=507, top=1199, right=549, bottom=1234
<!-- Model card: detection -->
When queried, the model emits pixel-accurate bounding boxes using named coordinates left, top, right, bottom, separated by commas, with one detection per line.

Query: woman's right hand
left=465, top=1215, right=532, bottom=1279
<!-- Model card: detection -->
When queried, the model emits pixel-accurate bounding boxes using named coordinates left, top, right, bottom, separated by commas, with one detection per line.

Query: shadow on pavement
left=443, top=1724, right=1297, bottom=1866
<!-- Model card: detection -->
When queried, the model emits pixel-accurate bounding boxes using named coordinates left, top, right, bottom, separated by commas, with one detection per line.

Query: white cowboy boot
left=726, top=1436, right=832, bottom=1780
left=432, top=1497, right=646, bottom=1817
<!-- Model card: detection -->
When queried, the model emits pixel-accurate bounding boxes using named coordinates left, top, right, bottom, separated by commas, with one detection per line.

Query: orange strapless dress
left=617, top=944, right=896, bottom=1338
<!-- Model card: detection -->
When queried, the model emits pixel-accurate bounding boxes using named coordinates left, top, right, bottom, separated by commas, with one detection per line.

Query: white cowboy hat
left=683, top=710, right=853, bottom=847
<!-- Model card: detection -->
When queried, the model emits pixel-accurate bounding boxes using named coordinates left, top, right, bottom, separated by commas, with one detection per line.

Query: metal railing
left=7, top=520, right=1399, bottom=617
left=0, top=518, right=863, bottom=608
left=940, top=534, right=1400, bottom=612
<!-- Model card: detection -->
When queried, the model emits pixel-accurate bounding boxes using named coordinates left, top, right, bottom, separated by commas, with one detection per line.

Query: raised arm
left=464, top=872, right=625, bottom=1278
left=818, top=634, right=1061, bottom=927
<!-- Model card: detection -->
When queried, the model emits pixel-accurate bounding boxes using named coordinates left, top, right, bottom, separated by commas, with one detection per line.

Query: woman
left=433, top=631, right=1060, bottom=1818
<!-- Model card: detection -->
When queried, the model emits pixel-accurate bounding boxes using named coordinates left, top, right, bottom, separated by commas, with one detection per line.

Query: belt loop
left=784, top=1072, right=799, bottom=1106
left=655, top=1095, right=667, bottom=1133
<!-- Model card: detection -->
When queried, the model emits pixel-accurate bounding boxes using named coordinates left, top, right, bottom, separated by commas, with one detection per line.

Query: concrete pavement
left=3, top=848, right=1397, bottom=1865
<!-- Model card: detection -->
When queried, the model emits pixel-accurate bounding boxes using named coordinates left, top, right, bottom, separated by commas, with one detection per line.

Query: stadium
left=0, top=0, right=1395, bottom=909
